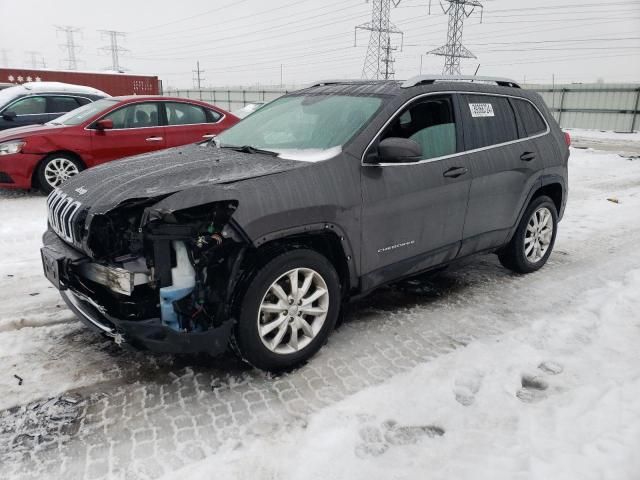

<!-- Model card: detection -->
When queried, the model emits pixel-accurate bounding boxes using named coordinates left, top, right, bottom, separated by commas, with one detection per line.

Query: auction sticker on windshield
left=469, top=103, right=495, bottom=117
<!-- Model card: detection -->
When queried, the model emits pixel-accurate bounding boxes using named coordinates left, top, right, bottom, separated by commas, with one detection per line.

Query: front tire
left=498, top=195, right=558, bottom=274
left=36, top=154, right=83, bottom=194
left=233, top=249, right=341, bottom=371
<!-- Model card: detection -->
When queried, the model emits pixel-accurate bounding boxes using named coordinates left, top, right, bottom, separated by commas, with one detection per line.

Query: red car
left=0, top=96, right=239, bottom=193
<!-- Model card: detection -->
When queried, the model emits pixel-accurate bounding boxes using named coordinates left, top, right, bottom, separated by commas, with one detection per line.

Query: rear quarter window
left=461, top=94, right=518, bottom=150
left=512, top=98, right=547, bottom=137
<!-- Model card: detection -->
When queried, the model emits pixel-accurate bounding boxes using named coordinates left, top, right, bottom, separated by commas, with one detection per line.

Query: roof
left=110, top=95, right=213, bottom=104
left=1, top=82, right=109, bottom=97
left=402, top=75, right=521, bottom=89
left=302, top=80, right=402, bottom=96
left=302, top=75, right=521, bottom=96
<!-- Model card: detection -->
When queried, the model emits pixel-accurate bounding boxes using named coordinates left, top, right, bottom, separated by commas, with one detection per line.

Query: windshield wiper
left=222, top=144, right=278, bottom=156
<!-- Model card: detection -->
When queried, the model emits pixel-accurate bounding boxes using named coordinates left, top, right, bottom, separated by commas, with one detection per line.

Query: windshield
left=50, top=98, right=119, bottom=126
left=217, top=94, right=382, bottom=151
left=0, top=86, right=21, bottom=109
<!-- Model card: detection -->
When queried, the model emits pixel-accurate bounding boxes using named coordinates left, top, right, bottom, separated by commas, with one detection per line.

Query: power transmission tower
left=192, top=61, right=205, bottom=99
left=428, top=0, right=484, bottom=75
left=25, top=51, right=46, bottom=69
left=1, top=49, right=9, bottom=67
left=355, top=0, right=404, bottom=80
left=56, top=25, right=82, bottom=70
left=382, top=38, right=398, bottom=80
left=99, top=30, right=128, bottom=71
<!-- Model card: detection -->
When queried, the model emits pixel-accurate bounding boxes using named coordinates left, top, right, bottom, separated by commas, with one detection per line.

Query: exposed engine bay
left=65, top=200, right=247, bottom=335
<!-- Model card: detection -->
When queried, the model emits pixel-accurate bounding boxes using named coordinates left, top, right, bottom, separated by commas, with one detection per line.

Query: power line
left=428, top=0, right=484, bottom=75
left=56, top=25, right=82, bottom=70
left=130, top=0, right=252, bottom=34
left=355, top=0, right=404, bottom=79
left=133, top=1, right=363, bottom=55
left=99, top=30, right=128, bottom=71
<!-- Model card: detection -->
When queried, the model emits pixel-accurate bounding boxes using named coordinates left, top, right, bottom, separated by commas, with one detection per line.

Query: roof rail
left=402, top=75, right=521, bottom=89
left=307, top=79, right=396, bottom=88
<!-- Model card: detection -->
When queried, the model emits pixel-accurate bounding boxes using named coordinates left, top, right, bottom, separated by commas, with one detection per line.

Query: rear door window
left=165, top=102, right=207, bottom=125
left=47, top=96, right=82, bottom=114
left=512, top=98, right=547, bottom=137
left=461, top=94, right=518, bottom=150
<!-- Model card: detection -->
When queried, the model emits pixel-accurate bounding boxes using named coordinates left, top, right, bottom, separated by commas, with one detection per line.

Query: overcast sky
left=0, top=0, right=638, bottom=88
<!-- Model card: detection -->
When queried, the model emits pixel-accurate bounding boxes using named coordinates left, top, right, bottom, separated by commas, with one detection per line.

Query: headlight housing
left=0, top=140, right=26, bottom=156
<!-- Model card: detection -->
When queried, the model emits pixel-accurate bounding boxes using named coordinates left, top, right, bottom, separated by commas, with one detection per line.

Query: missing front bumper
left=60, top=289, right=234, bottom=355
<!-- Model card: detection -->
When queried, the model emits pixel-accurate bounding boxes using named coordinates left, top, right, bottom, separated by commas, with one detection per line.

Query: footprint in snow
left=538, top=361, right=564, bottom=375
left=355, top=419, right=444, bottom=458
left=516, top=374, right=549, bottom=403
left=453, top=370, right=484, bottom=406
left=516, top=361, right=564, bottom=403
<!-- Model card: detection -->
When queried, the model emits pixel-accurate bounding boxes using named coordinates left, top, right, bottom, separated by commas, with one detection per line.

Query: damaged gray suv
left=41, top=76, right=569, bottom=371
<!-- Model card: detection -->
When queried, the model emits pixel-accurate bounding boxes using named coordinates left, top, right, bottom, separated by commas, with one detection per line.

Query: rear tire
left=36, top=154, right=84, bottom=194
left=232, top=249, right=341, bottom=372
left=498, top=195, right=558, bottom=274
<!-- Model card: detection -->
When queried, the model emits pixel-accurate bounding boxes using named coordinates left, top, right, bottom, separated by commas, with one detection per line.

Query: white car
left=0, top=82, right=109, bottom=131
left=232, top=101, right=266, bottom=119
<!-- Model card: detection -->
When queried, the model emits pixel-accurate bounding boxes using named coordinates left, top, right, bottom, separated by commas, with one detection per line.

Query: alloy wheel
left=257, top=267, right=330, bottom=354
left=43, top=158, right=79, bottom=188
left=524, top=206, right=553, bottom=263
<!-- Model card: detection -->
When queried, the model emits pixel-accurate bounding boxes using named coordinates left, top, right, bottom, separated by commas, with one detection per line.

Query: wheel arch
left=505, top=175, right=566, bottom=246
left=238, top=225, right=358, bottom=302
left=533, top=179, right=564, bottom=218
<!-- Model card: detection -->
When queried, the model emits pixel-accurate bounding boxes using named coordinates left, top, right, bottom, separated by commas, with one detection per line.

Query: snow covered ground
left=568, top=128, right=640, bottom=156
left=1, top=135, right=639, bottom=479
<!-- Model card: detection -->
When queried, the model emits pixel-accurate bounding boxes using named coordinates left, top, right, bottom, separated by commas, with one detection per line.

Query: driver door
left=89, top=102, right=167, bottom=165
left=360, top=94, right=472, bottom=284
left=0, top=95, right=50, bottom=130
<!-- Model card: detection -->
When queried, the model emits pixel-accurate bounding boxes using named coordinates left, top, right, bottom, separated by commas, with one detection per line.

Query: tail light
left=563, top=131, right=571, bottom=147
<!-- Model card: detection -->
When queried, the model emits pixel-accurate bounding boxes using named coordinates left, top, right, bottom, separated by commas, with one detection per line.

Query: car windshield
left=49, top=98, right=119, bottom=126
left=217, top=94, right=382, bottom=152
left=0, top=87, right=20, bottom=108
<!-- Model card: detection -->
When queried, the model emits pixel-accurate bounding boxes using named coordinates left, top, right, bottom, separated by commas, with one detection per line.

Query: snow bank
left=164, top=267, right=640, bottom=480
left=567, top=128, right=640, bottom=142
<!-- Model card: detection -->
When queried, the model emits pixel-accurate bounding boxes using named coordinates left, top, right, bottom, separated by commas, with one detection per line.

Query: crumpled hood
left=57, top=143, right=310, bottom=212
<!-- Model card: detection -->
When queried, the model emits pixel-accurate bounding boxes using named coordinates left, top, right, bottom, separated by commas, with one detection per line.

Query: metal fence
left=524, top=83, right=640, bottom=133
left=163, top=88, right=291, bottom=114
left=164, top=83, right=640, bottom=132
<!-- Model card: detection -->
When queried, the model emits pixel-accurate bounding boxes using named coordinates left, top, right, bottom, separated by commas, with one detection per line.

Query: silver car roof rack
left=402, top=75, right=521, bottom=89
left=307, top=79, right=396, bottom=88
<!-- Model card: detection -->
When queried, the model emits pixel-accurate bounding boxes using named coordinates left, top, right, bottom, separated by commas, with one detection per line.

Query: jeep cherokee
left=41, top=76, right=569, bottom=371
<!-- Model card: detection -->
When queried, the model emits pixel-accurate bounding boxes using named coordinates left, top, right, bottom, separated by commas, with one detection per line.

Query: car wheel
left=498, top=195, right=558, bottom=274
left=232, top=249, right=341, bottom=371
left=36, top=154, right=84, bottom=194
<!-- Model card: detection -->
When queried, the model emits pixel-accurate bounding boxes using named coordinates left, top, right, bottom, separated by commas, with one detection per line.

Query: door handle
left=146, top=136, right=163, bottom=142
left=443, top=166, right=468, bottom=178
left=520, top=151, right=536, bottom=162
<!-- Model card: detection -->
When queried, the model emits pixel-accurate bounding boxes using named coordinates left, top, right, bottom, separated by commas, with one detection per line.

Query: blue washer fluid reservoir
left=160, top=241, right=196, bottom=331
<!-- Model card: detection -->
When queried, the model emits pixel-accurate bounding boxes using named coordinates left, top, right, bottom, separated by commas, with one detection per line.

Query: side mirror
left=95, top=119, right=114, bottom=130
left=377, top=137, right=422, bottom=164
left=2, top=111, right=17, bottom=121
